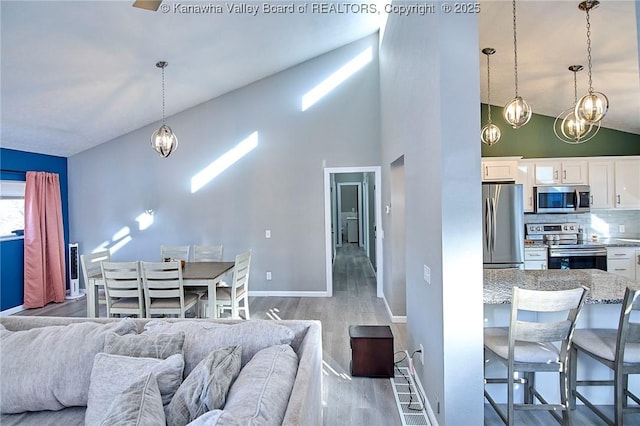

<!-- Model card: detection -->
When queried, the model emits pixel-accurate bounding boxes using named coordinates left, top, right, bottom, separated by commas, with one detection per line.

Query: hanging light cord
left=573, top=69, right=579, bottom=105
left=511, top=0, right=519, bottom=97
left=487, top=53, right=493, bottom=122
left=161, top=66, right=167, bottom=125
left=585, top=8, right=594, bottom=94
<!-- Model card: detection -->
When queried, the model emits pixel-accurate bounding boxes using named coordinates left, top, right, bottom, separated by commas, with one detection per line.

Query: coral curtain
left=23, top=171, right=66, bottom=308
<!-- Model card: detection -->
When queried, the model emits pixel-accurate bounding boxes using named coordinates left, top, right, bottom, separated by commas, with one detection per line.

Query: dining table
left=85, top=261, right=235, bottom=318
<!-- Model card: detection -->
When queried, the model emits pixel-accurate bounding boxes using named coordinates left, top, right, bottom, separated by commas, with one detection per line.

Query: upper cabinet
left=614, top=159, right=640, bottom=209
left=534, top=160, right=588, bottom=185
left=588, top=160, right=615, bottom=209
left=481, top=158, right=519, bottom=182
left=483, top=156, right=640, bottom=212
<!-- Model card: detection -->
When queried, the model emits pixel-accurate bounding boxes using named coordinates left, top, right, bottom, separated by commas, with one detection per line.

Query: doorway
left=324, top=166, right=382, bottom=297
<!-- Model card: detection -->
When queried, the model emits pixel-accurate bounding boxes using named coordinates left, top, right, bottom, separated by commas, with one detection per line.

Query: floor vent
left=391, top=366, right=431, bottom=426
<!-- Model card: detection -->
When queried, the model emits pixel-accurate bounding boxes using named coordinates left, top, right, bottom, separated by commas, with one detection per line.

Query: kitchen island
left=484, top=268, right=638, bottom=305
left=484, top=268, right=639, bottom=405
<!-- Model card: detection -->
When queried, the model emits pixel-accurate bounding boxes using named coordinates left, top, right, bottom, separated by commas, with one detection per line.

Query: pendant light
left=151, top=61, right=178, bottom=158
left=503, top=0, right=531, bottom=129
left=575, top=0, right=608, bottom=124
left=481, top=48, right=501, bottom=146
left=554, top=65, right=600, bottom=144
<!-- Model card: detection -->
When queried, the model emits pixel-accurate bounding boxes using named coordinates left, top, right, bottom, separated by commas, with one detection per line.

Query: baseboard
left=413, top=372, right=439, bottom=426
left=383, top=295, right=407, bottom=323
left=0, top=305, right=24, bottom=316
left=249, top=290, right=330, bottom=297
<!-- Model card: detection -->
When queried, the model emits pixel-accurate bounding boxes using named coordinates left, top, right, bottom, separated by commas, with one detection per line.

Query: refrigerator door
left=483, top=183, right=524, bottom=268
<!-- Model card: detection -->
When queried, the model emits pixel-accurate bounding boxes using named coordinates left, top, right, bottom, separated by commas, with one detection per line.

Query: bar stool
left=570, top=286, right=640, bottom=426
left=484, top=285, right=588, bottom=426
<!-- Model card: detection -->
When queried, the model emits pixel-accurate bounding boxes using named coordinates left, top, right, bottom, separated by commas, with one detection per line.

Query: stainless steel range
left=526, top=222, right=607, bottom=270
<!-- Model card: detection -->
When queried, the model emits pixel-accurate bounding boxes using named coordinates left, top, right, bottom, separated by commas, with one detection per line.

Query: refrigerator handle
left=491, top=198, right=497, bottom=256
left=484, top=198, right=491, bottom=253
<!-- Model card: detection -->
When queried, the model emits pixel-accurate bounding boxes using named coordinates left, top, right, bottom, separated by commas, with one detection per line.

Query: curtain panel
left=23, top=171, right=66, bottom=308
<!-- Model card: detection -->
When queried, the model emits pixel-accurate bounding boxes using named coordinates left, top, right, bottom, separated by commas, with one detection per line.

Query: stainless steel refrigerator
left=483, top=183, right=524, bottom=269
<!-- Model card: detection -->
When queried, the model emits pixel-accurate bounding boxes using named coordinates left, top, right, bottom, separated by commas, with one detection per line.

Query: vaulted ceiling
left=1, top=1, right=638, bottom=158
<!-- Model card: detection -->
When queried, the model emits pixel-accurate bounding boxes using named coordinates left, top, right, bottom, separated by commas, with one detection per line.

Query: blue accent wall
left=0, top=148, right=69, bottom=311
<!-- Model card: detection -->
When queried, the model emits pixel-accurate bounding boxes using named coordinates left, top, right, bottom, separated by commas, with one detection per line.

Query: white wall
left=68, top=34, right=380, bottom=294
left=380, top=11, right=484, bottom=426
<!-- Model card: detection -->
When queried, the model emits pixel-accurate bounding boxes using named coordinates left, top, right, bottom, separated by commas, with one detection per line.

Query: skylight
left=190, top=131, right=259, bottom=193
left=301, top=46, right=373, bottom=111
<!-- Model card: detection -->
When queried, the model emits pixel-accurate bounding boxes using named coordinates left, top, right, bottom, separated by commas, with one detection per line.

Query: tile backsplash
left=525, top=210, right=640, bottom=239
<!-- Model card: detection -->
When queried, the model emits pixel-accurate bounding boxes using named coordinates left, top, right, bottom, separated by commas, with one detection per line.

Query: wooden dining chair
left=141, top=261, right=199, bottom=318
left=570, top=286, right=640, bottom=426
left=193, top=245, right=223, bottom=262
left=80, top=250, right=111, bottom=316
left=160, top=245, right=191, bottom=262
left=484, top=285, right=588, bottom=426
left=100, top=261, right=145, bottom=318
left=215, top=249, right=252, bottom=319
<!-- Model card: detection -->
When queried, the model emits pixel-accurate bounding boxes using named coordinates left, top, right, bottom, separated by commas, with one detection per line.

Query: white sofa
left=0, top=316, right=322, bottom=426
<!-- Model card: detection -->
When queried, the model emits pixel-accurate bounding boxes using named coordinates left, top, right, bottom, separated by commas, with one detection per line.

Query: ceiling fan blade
left=132, top=0, right=163, bottom=11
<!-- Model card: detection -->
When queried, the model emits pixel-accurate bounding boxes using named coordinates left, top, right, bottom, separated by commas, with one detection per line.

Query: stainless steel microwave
left=534, top=185, right=591, bottom=214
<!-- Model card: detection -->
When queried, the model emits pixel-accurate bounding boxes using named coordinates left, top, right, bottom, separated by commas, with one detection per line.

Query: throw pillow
left=104, top=331, right=186, bottom=359
left=143, top=320, right=295, bottom=375
left=167, top=346, right=242, bottom=426
left=85, top=353, right=184, bottom=426
left=0, top=319, right=138, bottom=414
left=223, top=344, right=298, bottom=425
left=101, top=373, right=166, bottom=426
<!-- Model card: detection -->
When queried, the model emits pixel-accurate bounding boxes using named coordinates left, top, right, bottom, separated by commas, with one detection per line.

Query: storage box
left=349, top=325, right=394, bottom=378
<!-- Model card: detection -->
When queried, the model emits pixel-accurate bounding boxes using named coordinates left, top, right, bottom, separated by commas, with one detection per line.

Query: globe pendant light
left=151, top=61, right=178, bottom=158
left=575, top=1, right=609, bottom=124
left=554, top=65, right=600, bottom=144
left=481, top=48, right=501, bottom=146
left=503, top=0, right=531, bottom=129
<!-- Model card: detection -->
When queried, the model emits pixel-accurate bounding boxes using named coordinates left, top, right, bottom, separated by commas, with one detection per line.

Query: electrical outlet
left=619, top=225, right=626, bottom=233
left=265, top=229, right=271, bottom=238
left=266, top=271, right=272, bottom=280
left=419, top=344, right=424, bottom=365
left=423, top=265, right=430, bottom=284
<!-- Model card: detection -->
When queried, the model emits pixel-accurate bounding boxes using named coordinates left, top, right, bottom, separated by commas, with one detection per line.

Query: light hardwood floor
left=12, top=243, right=637, bottom=425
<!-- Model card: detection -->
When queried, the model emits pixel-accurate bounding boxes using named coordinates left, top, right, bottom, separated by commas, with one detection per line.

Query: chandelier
left=481, top=48, right=501, bottom=146
left=503, top=0, right=532, bottom=129
left=554, top=65, right=600, bottom=144
left=151, top=61, right=178, bottom=158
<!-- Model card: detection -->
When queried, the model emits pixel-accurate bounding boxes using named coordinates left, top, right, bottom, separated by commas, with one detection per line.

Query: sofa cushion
left=143, top=320, right=295, bottom=375
left=85, top=353, right=184, bottom=426
left=185, top=409, right=241, bottom=426
left=101, top=373, right=166, bottom=426
left=104, top=331, right=186, bottom=359
left=0, top=319, right=137, bottom=414
left=223, top=344, right=298, bottom=425
left=0, top=406, right=86, bottom=426
left=167, top=346, right=242, bottom=426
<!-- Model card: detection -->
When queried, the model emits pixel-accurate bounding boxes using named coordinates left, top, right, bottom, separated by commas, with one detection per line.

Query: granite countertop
left=599, top=238, right=640, bottom=248
left=484, top=269, right=639, bottom=305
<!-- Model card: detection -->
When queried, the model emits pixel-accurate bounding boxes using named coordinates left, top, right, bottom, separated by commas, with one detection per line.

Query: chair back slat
left=81, top=250, right=111, bottom=285
left=515, top=286, right=586, bottom=312
left=141, top=261, right=194, bottom=318
left=232, top=250, right=251, bottom=291
left=193, top=245, right=223, bottom=262
left=514, top=320, right=572, bottom=343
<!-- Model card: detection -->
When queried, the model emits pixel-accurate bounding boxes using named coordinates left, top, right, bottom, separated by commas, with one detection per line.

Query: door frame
left=336, top=182, right=363, bottom=247
left=324, top=166, right=382, bottom=298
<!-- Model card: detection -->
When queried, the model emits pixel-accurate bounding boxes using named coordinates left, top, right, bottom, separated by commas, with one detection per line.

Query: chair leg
left=614, top=368, right=624, bottom=426
left=569, top=347, right=578, bottom=410
left=560, top=370, right=572, bottom=426
left=524, top=372, right=534, bottom=404
left=508, top=366, right=515, bottom=426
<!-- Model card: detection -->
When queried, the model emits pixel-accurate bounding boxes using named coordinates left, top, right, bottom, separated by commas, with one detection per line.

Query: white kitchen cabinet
left=517, top=160, right=536, bottom=213
left=614, top=159, right=640, bottom=209
left=534, top=160, right=588, bottom=185
left=607, top=247, right=636, bottom=279
left=481, top=159, right=519, bottom=182
left=588, top=160, right=615, bottom=209
left=524, top=247, right=547, bottom=270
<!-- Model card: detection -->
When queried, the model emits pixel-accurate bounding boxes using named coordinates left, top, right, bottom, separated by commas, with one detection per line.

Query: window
left=0, top=180, right=26, bottom=238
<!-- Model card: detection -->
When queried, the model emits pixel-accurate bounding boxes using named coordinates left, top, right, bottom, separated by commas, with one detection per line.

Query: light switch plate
left=266, top=271, right=272, bottom=280
left=619, top=225, right=626, bottom=233
left=265, top=230, right=271, bottom=238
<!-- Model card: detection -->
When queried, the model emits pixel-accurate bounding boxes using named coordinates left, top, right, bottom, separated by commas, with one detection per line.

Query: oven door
left=548, top=248, right=607, bottom=270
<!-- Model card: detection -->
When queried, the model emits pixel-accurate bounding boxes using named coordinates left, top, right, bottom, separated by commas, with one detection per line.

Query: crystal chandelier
left=575, top=1, right=609, bottom=124
left=554, top=65, right=600, bottom=144
left=503, top=0, right=532, bottom=129
left=151, top=61, right=178, bottom=158
left=481, top=48, right=501, bottom=146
